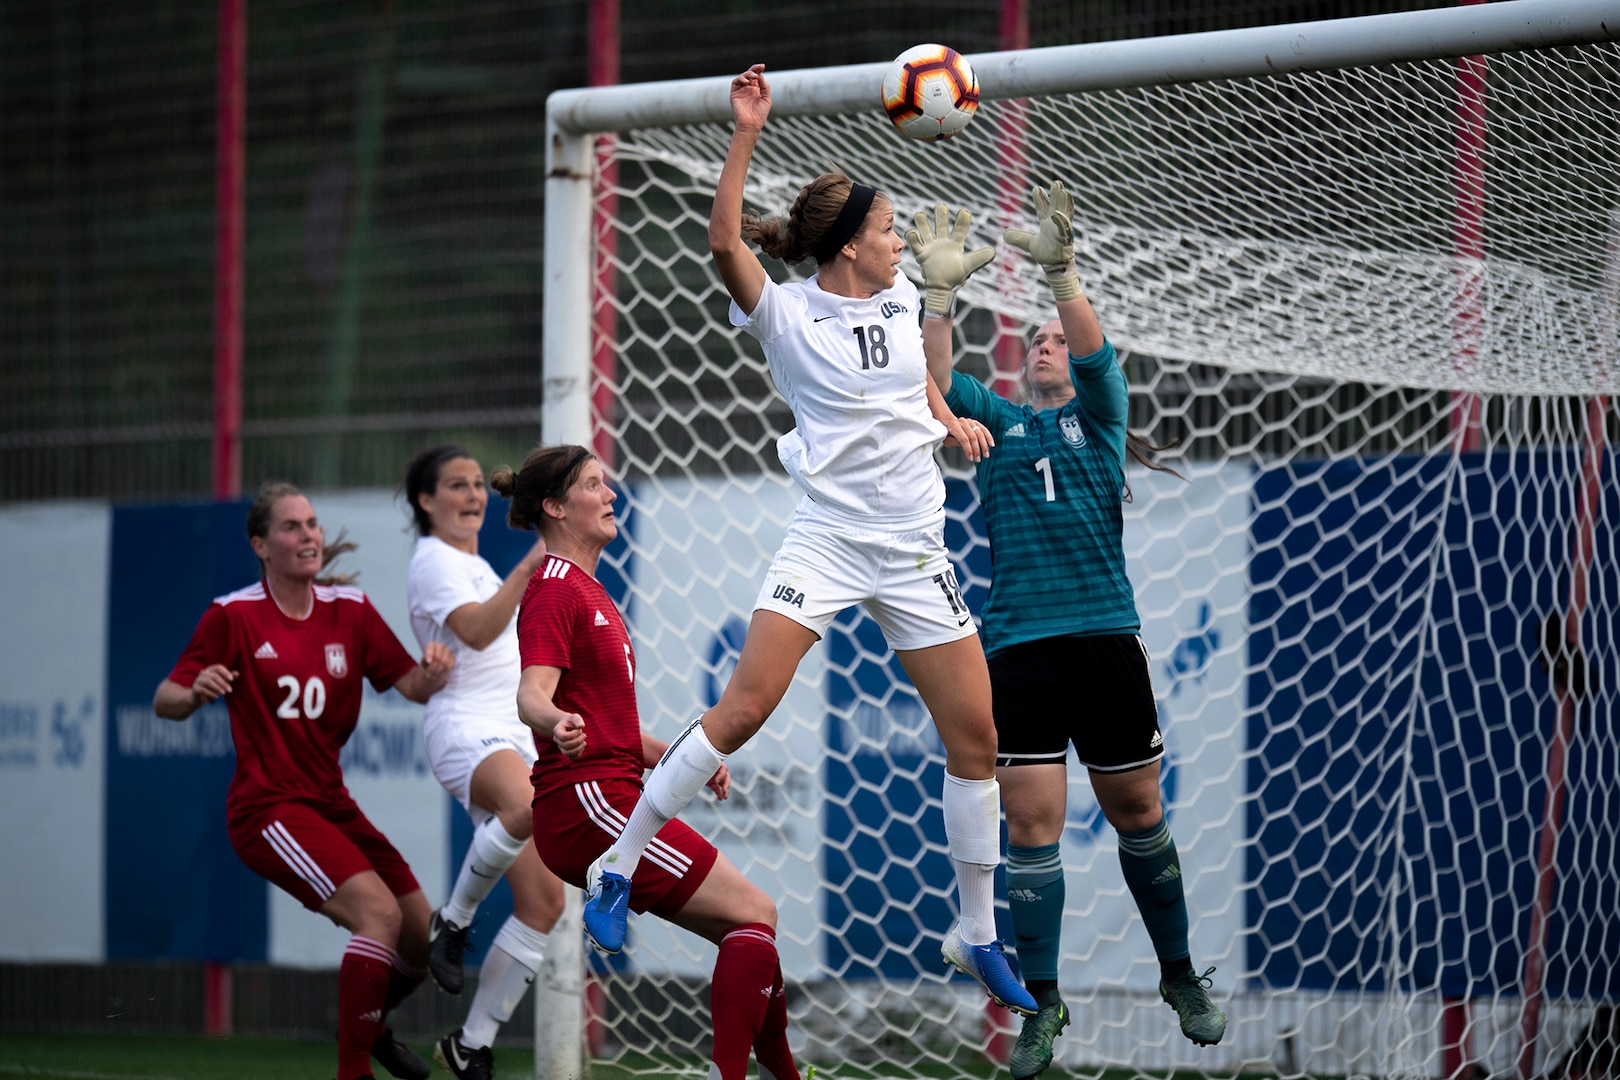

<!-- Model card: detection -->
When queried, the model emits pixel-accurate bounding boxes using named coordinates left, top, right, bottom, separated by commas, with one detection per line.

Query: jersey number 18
left=851, top=326, right=889, bottom=369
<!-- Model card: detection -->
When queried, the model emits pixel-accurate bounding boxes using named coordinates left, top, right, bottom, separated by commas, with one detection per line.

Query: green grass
left=0, top=1033, right=1281, bottom=1080
left=0, top=1032, right=538, bottom=1080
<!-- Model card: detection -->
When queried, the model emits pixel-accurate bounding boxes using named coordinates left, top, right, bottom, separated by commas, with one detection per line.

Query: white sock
left=943, top=772, right=1002, bottom=944
left=443, top=816, right=528, bottom=928
left=460, top=916, right=548, bottom=1049
left=601, top=715, right=726, bottom=876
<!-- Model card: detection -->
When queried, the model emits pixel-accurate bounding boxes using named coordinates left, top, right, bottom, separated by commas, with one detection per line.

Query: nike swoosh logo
left=957, top=617, right=972, bottom=627
left=448, top=1040, right=469, bottom=1070
left=814, top=315, right=836, bottom=322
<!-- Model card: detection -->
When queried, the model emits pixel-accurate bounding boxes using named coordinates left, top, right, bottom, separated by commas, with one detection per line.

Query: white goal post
left=540, top=3, right=1620, bottom=1078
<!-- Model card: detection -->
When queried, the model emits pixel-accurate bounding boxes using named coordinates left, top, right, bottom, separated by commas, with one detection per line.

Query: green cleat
left=1159, top=966, right=1227, bottom=1046
left=1009, top=995, right=1070, bottom=1079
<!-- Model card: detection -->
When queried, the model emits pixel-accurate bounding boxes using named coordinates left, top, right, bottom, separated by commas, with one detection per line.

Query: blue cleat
left=581, top=857, right=631, bottom=955
left=940, top=921, right=1038, bottom=1016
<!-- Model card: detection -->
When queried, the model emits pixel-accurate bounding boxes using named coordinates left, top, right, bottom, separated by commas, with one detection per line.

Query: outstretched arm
left=923, top=312, right=955, bottom=390
left=906, top=202, right=995, bottom=391
left=1003, top=181, right=1103, bottom=356
left=1055, top=295, right=1105, bottom=359
left=709, top=64, right=771, bottom=316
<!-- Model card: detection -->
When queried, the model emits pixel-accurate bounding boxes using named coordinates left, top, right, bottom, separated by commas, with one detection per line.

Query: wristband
left=922, top=287, right=958, bottom=318
left=1046, top=266, right=1081, bottom=302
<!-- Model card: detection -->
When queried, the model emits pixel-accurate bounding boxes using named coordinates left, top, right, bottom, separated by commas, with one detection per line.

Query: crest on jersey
left=1059, top=409, right=1087, bottom=447
left=325, top=643, right=348, bottom=678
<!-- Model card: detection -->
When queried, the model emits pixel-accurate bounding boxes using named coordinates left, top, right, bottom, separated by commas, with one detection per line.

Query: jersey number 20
left=276, top=675, right=327, bottom=719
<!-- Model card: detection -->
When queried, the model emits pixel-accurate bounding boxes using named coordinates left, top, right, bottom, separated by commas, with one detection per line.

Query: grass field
left=0, top=1033, right=1022, bottom=1080
left=0, top=1032, right=1258, bottom=1080
left=0, top=1033, right=526, bottom=1080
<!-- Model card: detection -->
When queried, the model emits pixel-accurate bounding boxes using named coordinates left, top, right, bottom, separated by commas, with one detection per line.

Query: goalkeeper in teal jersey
left=908, top=184, right=1226, bottom=1076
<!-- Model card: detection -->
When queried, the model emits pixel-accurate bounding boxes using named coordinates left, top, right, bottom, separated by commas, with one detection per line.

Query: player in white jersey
left=402, top=445, right=565, bottom=1080
left=582, top=62, right=1038, bottom=1018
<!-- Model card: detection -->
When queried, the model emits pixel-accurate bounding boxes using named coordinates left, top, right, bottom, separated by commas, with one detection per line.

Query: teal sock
left=1117, top=818, right=1190, bottom=967
left=1006, top=843, right=1064, bottom=982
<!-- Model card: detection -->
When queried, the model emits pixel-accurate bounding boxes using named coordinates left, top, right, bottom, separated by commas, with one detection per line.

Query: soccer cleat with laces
left=940, top=921, right=1038, bottom=1015
left=581, top=856, right=631, bottom=955
left=426, top=910, right=472, bottom=996
left=433, top=1030, right=494, bottom=1080
left=370, top=1025, right=431, bottom=1080
left=1159, top=965, right=1227, bottom=1046
left=1009, top=994, right=1070, bottom=1079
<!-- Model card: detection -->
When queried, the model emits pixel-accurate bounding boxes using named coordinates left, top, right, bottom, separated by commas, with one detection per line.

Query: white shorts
left=753, top=496, right=979, bottom=652
left=423, top=712, right=538, bottom=826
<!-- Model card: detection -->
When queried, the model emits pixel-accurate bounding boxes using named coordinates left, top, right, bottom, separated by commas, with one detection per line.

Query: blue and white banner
left=2, top=450, right=1615, bottom=1008
left=0, top=503, right=110, bottom=962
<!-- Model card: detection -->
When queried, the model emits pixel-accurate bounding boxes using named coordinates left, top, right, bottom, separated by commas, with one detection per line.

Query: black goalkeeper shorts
left=989, top=633, right=1164, bottom=773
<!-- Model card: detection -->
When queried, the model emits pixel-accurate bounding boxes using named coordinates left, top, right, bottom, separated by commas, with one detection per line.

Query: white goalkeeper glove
left=905, top=203, right=996, bottom=317
left=1002, top=181, right=1081, bottom=302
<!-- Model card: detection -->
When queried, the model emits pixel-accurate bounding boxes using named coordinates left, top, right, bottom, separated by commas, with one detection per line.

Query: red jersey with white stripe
left=168, top=581, right=418, bottom=826
left=517, top=554, right=643, bottom=801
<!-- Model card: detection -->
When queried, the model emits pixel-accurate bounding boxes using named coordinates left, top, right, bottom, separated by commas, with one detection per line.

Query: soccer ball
left=881, top=44, right=979, bottom=142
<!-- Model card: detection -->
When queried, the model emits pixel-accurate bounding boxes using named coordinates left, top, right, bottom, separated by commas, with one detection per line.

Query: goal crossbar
left=546, top=0, right=1620, bottom=135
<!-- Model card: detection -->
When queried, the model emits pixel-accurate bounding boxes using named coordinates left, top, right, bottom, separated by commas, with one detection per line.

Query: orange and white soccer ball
left=881, top=44, right=980, bottom=142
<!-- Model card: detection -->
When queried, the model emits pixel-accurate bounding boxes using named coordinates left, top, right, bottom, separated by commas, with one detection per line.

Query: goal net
left=542, top=3, right=1620, bottom=1076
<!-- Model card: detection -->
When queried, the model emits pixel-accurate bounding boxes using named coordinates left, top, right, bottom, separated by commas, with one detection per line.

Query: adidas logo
left=1007, top=888, right=1042, bottom=902
left=359, top=1008, right=382, bottom=1022
left=1150, top=731, right=1163, bottom=748
left=254, top=642, right=278, bottom=660
left=594, top=610, right=610, bottom=627
left=1151, top=865, right=1181, bottom=886
left=761, top=986, right=774, bottom=998
left=1004, top=423, right=1026, bottom=438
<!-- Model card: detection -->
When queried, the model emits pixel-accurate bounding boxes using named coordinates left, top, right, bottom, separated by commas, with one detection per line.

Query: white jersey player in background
left=402, top=445, right=565, bottom=1080
left=581, top=62, right=1037, bottom=1018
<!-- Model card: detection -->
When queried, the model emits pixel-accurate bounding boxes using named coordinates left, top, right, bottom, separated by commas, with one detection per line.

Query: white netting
left=559, top=37, right=1620, bottom=1080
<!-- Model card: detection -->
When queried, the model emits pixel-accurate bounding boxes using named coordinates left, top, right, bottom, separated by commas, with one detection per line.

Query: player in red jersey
left=153, top=482, right=455, bottom=1080
left=489, top=445, right=801, bottom=1080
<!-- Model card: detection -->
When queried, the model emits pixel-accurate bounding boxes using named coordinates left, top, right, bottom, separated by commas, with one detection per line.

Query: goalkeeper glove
left=1002, top=181, right=1081, bottom=302
left=905, top=203, right=996, bottom=317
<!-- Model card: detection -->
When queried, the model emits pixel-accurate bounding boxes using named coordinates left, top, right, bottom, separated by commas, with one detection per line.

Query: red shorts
left=230, top=800, right=421, bottom=912
left=533, top=776, right=719, bottom=919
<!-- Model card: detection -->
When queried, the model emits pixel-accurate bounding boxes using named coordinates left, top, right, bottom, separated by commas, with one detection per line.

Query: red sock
left=754, top=960, right=799, bottom=1080
left=338, top=936, right=393, bottom=1080
left=384, top=951, right=427, bottom=1015
left=709, top=923, right=780, bottom=1080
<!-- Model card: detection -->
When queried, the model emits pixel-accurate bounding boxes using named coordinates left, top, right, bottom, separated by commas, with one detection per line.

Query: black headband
left=812, top=182, right=878, bottom=262
left=551, top=447, right=594, bottom=500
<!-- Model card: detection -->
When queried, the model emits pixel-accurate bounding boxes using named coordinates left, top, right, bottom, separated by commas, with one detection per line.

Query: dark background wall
left=0, top=0, right=1448, bottom=502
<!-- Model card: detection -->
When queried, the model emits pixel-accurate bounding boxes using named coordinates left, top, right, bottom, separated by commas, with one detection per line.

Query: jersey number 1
left=851, top=325, right=889, bottom=369
left=1034, top=457, right=1056, bottom=502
